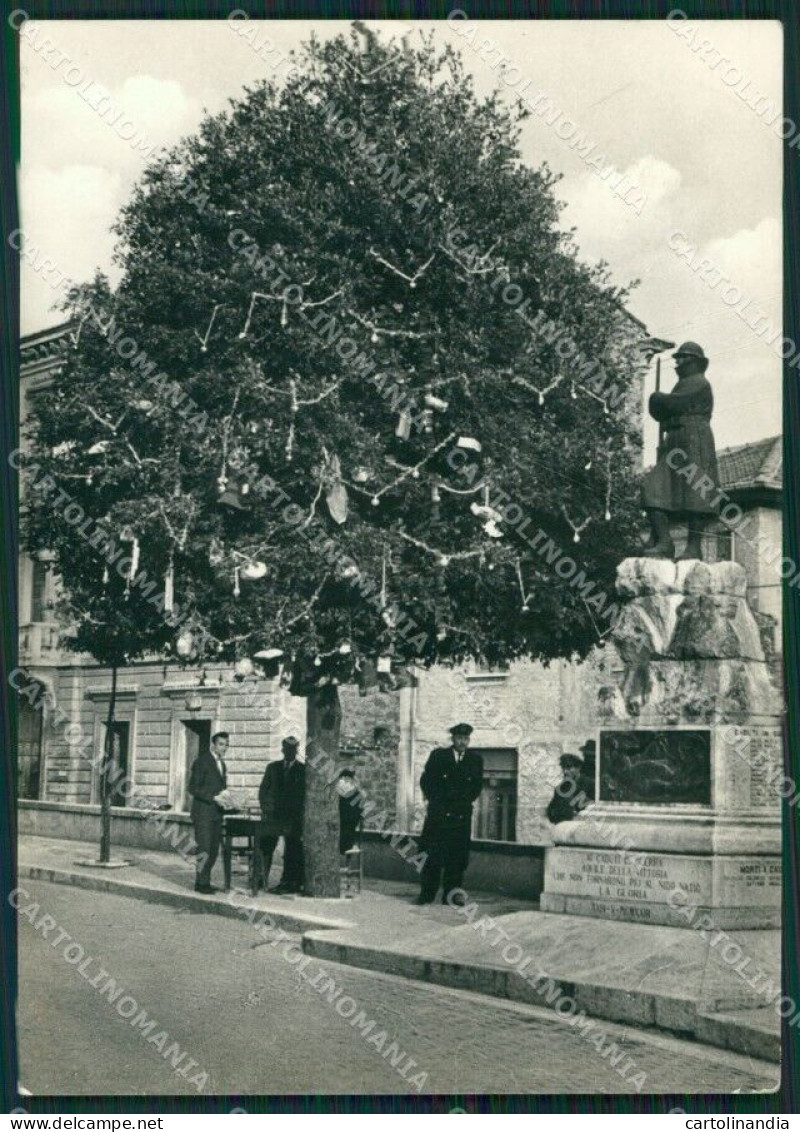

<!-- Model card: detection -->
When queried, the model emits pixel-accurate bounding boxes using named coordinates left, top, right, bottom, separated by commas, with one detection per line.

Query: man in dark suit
left=188, top=730, right=229, bottom=894
left=259, top=736, right=306, bottom=894
left=417, top=723, right=483, bottom=906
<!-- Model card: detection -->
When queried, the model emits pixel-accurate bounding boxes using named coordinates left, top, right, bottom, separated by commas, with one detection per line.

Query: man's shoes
left=269, top=884, right=292, bottom=895
left=414, top=894, right=435, bottom=905
left=194, top=883, right=217, bottom=894
left=443, top=891, right=466, bottom=906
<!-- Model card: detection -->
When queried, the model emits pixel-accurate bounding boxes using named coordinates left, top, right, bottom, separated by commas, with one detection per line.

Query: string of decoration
left=348, top=310, right=432, bottom=342
left=368, top=248, right=436, bottom=288
left=513, top=372, right=565, bottom=406
left=604, top=445, right=612, bottom=521
left=194, top=303, right=225, bottom=352
left=437, top=238, right=499, bottom=277
left=345, top=432, right=457, bottom=505
left=71, top=313, right=89, bottom=350
left=515, top=558, right=534, bottom=613
left=560, top=504, right=591, bottom=543
left=582, top=594, right=615, bottom=643
left=239, top=282, right=343, bottom=338
left=395, top=526, right=483, bottom=567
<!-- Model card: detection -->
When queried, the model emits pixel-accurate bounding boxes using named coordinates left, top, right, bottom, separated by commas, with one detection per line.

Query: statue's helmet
left=673, top=341, right=709, bottom=370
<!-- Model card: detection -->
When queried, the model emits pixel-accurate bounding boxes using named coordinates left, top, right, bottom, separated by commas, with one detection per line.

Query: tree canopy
left=24, top=23, right=645, bottom=683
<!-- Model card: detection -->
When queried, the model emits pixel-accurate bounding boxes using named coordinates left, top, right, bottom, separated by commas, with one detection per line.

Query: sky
left=18, top=17, right=783, bottom=454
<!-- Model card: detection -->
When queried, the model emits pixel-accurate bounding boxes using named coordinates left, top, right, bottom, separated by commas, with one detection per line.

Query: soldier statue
left=641, top=341, right=720, bottom=561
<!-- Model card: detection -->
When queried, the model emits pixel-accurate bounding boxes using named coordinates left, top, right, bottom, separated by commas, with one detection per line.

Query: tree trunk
left=302, top=684, right=342, bottom=897
left=99, top=663, right=117, bottom=864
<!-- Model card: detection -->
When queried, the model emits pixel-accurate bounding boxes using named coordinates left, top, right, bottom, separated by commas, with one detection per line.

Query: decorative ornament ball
left=412, top=469, right=420, bottom=479
left=439, top=555, right=450, bottom=567
left=522, top=602, right=530, bottom=613
left=371, top=332, right=379, bottom=344
left=605, top=509, right=611, bottom=521
left=573, top=532, right=580, bottom=543
left=410, top=280, right=416, bottom=289
left=238, top=331, right=246, bottom=340
left=176, top=631, right=194, bottom=658
left=371, top=496, right=380, bottom=507
left=201, top=346, right=207, bottom=354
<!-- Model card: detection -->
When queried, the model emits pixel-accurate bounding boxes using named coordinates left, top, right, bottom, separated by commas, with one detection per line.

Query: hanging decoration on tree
left=560, top=505, right=591, bottom=544
left=255, top=372, right=342, bottom=463
left=430, top=481, right=441, bottom=523
left=513, top=371, right=565, bottom=406
left=71, top=313, right=89, bottom=350
left=368, top=247, right=436, bottom=289
left=395, top=409, right=413, bottom=441
left=354, top=432, right=457, bottom=509
left=515, top=558, right=534, bottom=613
left=164, top=553, right=175, bottom=613
left=176, top=629, right=194, bottom=658
left=208, top=537, right=225, bottom=566
left=233, top=564, right=241, bottom=597
left=322, top=449, right=348, bottom=524
left=604, top=444, right=613, bottom=521
left=234, top=657, right=255, bottom=680
left=194, top=303, right=224, bottom=353
left=348, top=310, right=432, bottom=341
left=239, top=558, right=268, bottom=581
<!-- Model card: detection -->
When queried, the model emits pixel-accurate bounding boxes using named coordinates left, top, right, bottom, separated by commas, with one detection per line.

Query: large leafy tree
left=24, top=24, right=644, bottom=893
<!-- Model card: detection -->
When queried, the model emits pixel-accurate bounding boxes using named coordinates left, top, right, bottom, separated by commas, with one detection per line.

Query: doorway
left=179, top=719, right=212, bottom=811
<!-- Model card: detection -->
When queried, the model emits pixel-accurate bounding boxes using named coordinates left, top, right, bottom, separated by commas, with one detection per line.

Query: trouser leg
left=282, top=837, right=304, bottom=892
left=260, top=835, right=279, bottom=887
left=195, top=813, right=221, bottom=887
left=419, top=846, right=442, bottom=901
left=441, top=835, right=467, bottom=903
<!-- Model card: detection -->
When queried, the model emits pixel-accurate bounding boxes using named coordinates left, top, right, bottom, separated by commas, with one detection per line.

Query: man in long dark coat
left=416, top=723, right=483, bottom=906
left=188, top=730, right=229, bottom=894
left=258, top=736, right=306, bottom=894
left=641, top=341, right=720, bottom=561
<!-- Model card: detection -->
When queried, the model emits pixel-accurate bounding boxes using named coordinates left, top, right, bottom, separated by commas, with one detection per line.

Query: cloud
left=24, top=71, right=200, bottom=176
left=559, top=154, right=682, bottom=252
left=20, top=164, right=121, bottom=333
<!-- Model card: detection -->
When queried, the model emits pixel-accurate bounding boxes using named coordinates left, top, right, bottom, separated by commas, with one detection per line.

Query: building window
left=102, top=721, right=131, bottom=807
left=30, top=561, right=48, bottom=622
left=472, top=748, right=517, bottom=842
left=18, top=693, right=44, bottom=799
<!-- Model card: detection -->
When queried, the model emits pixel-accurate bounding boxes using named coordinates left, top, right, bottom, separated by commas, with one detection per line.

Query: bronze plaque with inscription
left=599, top=729, right=711, bottom=805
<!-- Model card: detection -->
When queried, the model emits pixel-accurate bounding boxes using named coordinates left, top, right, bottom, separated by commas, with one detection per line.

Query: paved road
left=16, top=882, right=779, bottom=1097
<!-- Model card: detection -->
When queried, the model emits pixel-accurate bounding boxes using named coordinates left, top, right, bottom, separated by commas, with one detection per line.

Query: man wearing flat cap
left=416, top=723, right=483, bottom=906
left=641, top=341, right=720, bottom=561
left=546, top=751, right=591, bottom=825
left=258, top=736, right=306, bottom=894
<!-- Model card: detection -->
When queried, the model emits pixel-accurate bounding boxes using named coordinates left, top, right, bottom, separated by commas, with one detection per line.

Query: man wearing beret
left=641, top=341, right=720, bottom=561
left=259, top=736, right=306, bottom=894
left=416, top=723, right=483, bottom=906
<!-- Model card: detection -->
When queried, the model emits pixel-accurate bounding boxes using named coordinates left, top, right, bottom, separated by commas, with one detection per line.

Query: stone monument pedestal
left=541, top=558, right=783, bottom=930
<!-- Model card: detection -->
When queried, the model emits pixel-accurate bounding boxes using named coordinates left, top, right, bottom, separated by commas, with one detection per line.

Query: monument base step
left=540, top=892, right=781, bottom=930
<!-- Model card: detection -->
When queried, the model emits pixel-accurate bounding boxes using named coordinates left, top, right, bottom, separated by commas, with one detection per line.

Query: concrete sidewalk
left=17, top=834, right=781, bottom=1064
